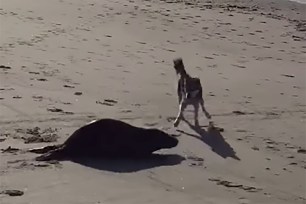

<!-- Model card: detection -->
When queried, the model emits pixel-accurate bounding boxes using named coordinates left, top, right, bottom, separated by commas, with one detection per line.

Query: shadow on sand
left=178, top=119, right=240, bottom=160
left=70, top=154, right=185, bottom=173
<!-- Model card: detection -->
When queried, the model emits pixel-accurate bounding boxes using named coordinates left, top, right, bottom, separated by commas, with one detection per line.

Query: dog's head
left=173, top=58, right=185, bottom=74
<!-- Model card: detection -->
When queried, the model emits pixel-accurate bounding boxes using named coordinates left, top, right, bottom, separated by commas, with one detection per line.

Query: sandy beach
left=1, top=0, right=305, bottom=203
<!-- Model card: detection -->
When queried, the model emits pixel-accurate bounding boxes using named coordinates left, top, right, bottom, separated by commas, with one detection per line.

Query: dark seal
left=31, top=119, right=178, bottom=161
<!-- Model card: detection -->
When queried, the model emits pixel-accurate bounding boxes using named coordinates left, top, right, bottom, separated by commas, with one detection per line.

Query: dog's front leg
left=173, top=101, right=187, bottom=127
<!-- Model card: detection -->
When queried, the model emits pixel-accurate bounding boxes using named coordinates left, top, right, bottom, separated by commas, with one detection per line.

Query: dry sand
left=1, top=0, right=306, bottom=203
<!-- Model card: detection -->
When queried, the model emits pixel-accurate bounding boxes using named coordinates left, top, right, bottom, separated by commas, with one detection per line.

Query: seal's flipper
left=35, top=147, right=65, bottom=161
left=28, top=145, right=60, bottom=154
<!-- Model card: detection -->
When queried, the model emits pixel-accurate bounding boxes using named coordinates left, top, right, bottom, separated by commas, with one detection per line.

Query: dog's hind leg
left=193, top=103, right=200, bottom=127
left=200, top=99, right=211, bottom=120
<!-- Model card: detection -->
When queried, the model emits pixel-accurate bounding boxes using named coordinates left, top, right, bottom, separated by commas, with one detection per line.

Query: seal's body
left=35, top=119, right=178, bottom=161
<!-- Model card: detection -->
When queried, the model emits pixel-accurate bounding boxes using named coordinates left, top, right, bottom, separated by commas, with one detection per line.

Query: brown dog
left=172, top=58, right=212, bottom=127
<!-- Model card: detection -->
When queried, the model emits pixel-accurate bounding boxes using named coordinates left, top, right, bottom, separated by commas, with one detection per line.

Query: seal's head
left=147, top=129, right=178, bottom=149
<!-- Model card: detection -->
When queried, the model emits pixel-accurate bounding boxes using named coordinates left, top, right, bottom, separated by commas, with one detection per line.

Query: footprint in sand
left=63, top=84, right=75, bottom=88
left=186, top=156, right=205, bottom=167
left=121, top=109, right=132, bottom=113
left=47, top=107, right=73, bottom=115
left=96, top=99, right=118, bottom=106
left=12, top=95, right=22, bottom=99
left=28, top=71, right=40, bottom=75
left=32, top=95, right=43, bottom=101
left=8, top=159, right=62, bottom=170
left=0, top=65, right=11, bottom=72
left=74, top=91, right=83, bottom=96
left=209, top=178, right=262, bottom=193
left=239, top=197, right=250, bottom=204
left=36, top=78, right=48, bottom=81
left=208, top=64, right=218, bottom=68
left=0, top=190, right=24, bottom=197
left=1, top=146, right=20, bottom=154
left=231, top=64, right=246, bottom=69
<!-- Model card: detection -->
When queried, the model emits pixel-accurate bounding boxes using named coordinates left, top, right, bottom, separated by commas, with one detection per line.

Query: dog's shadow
left=178, top=120, right=240, bottom=160
left=70, top=154, right=185, bottom=173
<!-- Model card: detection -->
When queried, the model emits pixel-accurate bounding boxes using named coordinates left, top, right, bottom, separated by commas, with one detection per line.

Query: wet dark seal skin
left=33, top=119, right=178, bottom=161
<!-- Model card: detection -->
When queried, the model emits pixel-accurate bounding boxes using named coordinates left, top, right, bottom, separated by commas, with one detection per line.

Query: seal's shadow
left=178, top=120, right=240, bottom=160
left=71, top=154, right=185, bottom=173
